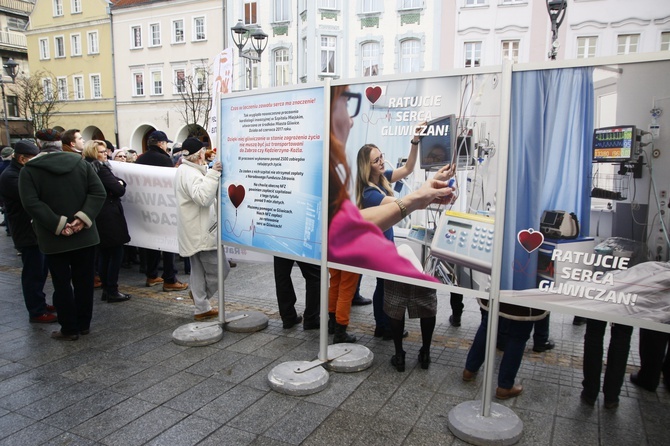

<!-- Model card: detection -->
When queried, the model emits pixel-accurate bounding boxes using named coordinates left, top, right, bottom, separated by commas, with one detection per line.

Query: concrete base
left=324, top=343, right=374, bottom=372
left=267, top=360, right=330, bottom=396
left=224, top=310, right=269, bottom=333
left=172, top=322, right=223, bottom=346
left=448, top=400, right=523, bottom=446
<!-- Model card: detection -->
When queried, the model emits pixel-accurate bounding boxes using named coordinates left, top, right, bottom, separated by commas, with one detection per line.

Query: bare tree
left=174, top=62, right=212, bottom=138
left=14, top=70, right=64, bottom=137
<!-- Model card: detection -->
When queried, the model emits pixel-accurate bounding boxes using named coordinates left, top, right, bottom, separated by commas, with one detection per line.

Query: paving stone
left=227, top=391, right=300, bottom=434
left=0, top=421, right=62, bottom=446
left=163, top=377, right=234, bottom=413
left=70, top=397, right=156, bottom=441
left=135, top=371, right=206, bottom=405
left=263, top=401, right=334, bottom=445
left=101, top=406, right=186, bottom=446
left=196, top=385, right=267, bottom=424
left=144, top=414, right=220, bottom=446
left=197, top=425, right=257, bottom=446
left=0, top=412, right=35, bottom=440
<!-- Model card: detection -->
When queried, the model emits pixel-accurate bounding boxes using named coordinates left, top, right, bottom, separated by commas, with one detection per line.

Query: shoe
left=51, top=330, right=79, bottom=341
left=391, top=351, right=406, bottom=372
left=106, top=292, right=131, bottom=303
left=462, top=369, right=477, bottom=382
left=449, top=315, right=461, bottom=327
left=29, top=313, right=57, bottom=324
left=573, top=316, right=587, bottom=326
left=80, top=329, right=90, bottom=335
left=603, top=399, right=619, bottom=409
left=630, top=373, right=657, bottom=392
left=194, top=309, right=219, bottom=321
left=532, top=340, right=555, bottom=353
left=418, top=347, right=431, bottom=370
left=163, top=281, right=188, bottom=292
left=303, top=320, right=320, bottom=330
left=351, top=294, right=372, bottom=306
left=495, top=385, right=523, bottom=400
left=283, top=315, right=303, bottom=329
left=333, top=322, right=357, bottom=343
left=229, top=261, right=237, bottom=268
left=45, top=304, right=56, bottom=313
left=146, top=277, right=164, bottom=287
left=580, top=390, right=596, bottom=406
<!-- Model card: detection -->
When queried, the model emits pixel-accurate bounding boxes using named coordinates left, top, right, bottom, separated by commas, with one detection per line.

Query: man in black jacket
left=0, top=141, right=56, bottom=323
left=135, top=130, right=188, bottom=292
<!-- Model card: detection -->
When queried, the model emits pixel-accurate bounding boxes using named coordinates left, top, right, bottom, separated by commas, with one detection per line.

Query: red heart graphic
left=517, top=229, right=544, bottom=253
left=365, top=86, right=382, bottom=104
left=228, top=184, right=245, bottom=209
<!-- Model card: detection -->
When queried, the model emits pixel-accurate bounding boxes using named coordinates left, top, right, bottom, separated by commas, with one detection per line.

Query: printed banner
left=218, top=86, right=325, bottom=260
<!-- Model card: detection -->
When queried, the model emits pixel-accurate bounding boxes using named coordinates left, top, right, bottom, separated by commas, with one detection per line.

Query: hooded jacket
left=18, top=152, right=106, bottom=255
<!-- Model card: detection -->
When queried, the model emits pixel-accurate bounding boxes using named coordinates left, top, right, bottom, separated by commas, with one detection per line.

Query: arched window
left=400, top=39, right=420, bottom=73
left=361, top=42, right=380, bottom=76
left=274, top=48, right=290, bottom=86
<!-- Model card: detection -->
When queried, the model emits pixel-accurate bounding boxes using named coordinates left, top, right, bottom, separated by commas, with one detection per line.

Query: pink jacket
left=328, top=200, right=438, bottom=283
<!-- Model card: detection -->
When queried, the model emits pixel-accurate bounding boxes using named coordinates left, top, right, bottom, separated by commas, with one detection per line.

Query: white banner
left=208, top=48, right=234, bottom=139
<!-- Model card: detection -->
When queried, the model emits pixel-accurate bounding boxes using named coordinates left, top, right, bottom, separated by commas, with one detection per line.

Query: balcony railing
left=0, top=0, right=35, bottom=14
left=0, top=31, right=27, bottom=49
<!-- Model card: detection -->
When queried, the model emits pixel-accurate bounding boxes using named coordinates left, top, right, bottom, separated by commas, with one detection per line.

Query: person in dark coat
left=0, top=141, right=57, bottom=323
left=135, top=130, right=188, bottom=292
left=82, top=140, right=131, bottom=303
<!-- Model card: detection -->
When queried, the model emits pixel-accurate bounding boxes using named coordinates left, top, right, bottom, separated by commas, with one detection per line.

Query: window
left=172, top=20, right=185, bottom=44
left=131, top=26, right=142, bottom=49
left=54, top=36, right=65, bottom=58
left=39, top=38, right=50, bottom=60
left=320, top=0, right=337, bottom=9
left=43, top=78, right=54, bottom=101
left=464, top=41, right=481, bottom=67
left=72, top=0, right=82, bottom=13
left=320, top=35, right=336, bottom=75
left=149, top=23, right=161, bottom=46
left=150, top=70, right=163, bottom=95
left=617, top=34, right=639, bottom=55
left=57, top=77, right=68, bottom=100
left=577, top=36, right=597, bottom=58
left=71, top=34, right=81, bottom=56
left=7, top=96, right=19, bottom=118
left=174, top=69, right=186, bottom=94
left=133, top=72, right=144, bottom=96
left=361, top=42, right=380, bottom=76
left=362, top=0, right=380, bottom=13
left=194, top=67, right=208, bottom=92
left=400, top=39, right=420, bottom=73
left=401, top=0, right=422, bottom=8
left=90, top=74, right=101, bottom=99
left=193, top=17, right=206, bottom=41
left=273, top=49, right=290, bottom=86
left=88, top=31, right=99, bottom=54
left=302, top=37, right=307, bottom=77
left=247, top=60, right=259, bottom=89
left=7, top=17, right=28, bottom=30
left=465, top=0, right=486, bottom=5
left=73, top=75, right=84, bottom=100
left=245, top=1, right=258, bottom=25
left=502, top=40, right=519, bottom=62
left=274, top=0, right=289, bottom=22
left=501, top=0, right=525, bottom=4
left=53, top=0, right=63, bottom=16
left=662, top=32, right=670, bottom=51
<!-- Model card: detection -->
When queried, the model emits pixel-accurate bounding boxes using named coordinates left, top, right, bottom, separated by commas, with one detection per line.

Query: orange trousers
left=328, top=268, right=360, bottom=326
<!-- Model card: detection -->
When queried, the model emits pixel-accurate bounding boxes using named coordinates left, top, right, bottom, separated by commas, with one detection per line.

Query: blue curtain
left=501, top=67, right=594, bottom=290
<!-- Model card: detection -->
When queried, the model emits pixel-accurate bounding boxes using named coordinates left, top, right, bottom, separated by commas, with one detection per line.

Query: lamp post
left=546, top=0, right=567, bottom=60
left=1, top=58, right=19, bottom=146
left=230, top=19, right=268, bottom=90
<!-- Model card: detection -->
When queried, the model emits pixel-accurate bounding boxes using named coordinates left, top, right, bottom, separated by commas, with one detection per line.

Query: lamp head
left=3, top=58, right=19, bottom=81
left=230, top=19, right=249, bottom=51
left=250, top=27, right=268, bottom=56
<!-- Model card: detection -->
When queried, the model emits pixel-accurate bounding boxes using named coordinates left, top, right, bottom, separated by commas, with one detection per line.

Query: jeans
left=19, top=245, right=49, bottom=317
left=533, top=313, right=550, bottom=345
left=145, top=249, right=177, bottom=283
left=582, top=319, right=633, bottom=403
left=373, top=278, right=389, bottom=330
left=273, top=257, right=320, bottom=325
left=98, top=245, right=124, bottom=294
left=465, top=311, right=534, bottom=389
left=47, top=246, right=96, bottom=335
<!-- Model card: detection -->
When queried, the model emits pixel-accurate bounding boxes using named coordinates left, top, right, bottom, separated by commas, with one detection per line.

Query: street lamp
left=1, top=58, right=19, bottom=146
left=546, top=0, right=567, bottom=60
left=230, top=19, right=268, bottom=90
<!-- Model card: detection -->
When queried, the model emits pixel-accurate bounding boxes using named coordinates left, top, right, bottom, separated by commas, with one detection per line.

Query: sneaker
left=163, top=281, right=188, bottom=292
left=29, top=313, right=58, bottom=324
left=45, top=304, right=56, bottom=313
left=51, top=330, right=79, bottom=341
left=146, top=277, right=164, bottom=287
left=194, top=308, right=219, bottom=320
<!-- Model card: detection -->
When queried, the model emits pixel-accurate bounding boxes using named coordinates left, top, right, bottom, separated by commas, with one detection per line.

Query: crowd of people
left=0, top=91, right=665, bottom=408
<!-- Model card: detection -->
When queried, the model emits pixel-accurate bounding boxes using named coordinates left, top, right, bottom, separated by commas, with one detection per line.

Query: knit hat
left=182, top=137, right=204, bottom=155
left=35, top=129, right=62, bottom=141
left=1, top=147, right=13, bottom=160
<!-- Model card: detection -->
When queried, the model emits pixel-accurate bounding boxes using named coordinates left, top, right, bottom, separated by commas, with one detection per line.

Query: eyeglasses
left=370, top=153, right=384, bottom=165
left=115, top=155, right=127, bottom=159
left=97, top=150, right=107, bottom=154
left=342, top=91, right=362, bottom=118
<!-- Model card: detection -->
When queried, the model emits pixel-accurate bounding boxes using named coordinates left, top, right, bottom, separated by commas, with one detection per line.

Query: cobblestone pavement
left=1, top=234, right=669, bottom=445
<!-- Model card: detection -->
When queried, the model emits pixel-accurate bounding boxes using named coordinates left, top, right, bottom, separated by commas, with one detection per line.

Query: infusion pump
left=430, top=210, right=495, bottom=274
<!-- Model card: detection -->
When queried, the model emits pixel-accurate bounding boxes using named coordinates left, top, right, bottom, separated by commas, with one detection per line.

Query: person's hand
left=413, top=121, right=428, bottom=139
left=212, top=161, right=222, bottom=172
left=410, top=178, right=455, bottom=209
left=61, top=225, right=73, bottom=236
left=433, top=164, right=455, bottom=181
left=69, top=218, right=85, bottom=233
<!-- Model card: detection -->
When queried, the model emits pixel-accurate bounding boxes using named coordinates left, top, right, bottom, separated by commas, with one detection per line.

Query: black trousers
left=145, top=248, right=177, bottom=283
left=273, top=256, right=320, bottom=325
left=636, top=328, right=670, bottom=390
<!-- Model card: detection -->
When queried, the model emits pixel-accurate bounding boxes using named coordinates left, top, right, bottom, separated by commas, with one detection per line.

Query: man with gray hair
left=174, top=137, right=230, bottom=320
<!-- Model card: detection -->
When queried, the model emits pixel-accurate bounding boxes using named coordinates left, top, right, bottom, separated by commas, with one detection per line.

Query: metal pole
left=1, top=82, right=10, bottom=146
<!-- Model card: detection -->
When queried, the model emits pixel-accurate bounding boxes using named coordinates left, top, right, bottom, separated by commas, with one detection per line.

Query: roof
left=110, top=0, right=161, bottom=8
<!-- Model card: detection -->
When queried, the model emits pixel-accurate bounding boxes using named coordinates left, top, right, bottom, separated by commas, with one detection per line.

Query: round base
left=224, top=311, right=269, bottom=333
left=323, top=343, right=374, bottom=372
left=172, top=322, right=223, bottom=346
left=267, top=361, right=329, bottom=396
left=448, top=400, right=523, bottom=446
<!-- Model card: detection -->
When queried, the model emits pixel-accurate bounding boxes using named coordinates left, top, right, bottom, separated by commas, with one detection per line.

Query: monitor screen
left=593, top=125, right=637, bottom=163
left=419, top=114, right=456, bottom=170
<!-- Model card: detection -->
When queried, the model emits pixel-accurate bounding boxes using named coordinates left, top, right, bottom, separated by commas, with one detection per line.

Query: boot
left=333, top=322, right=356, bottom=344
left=328, top=313, right=336, bottom=335
left=391, top=351, right=406, bottom=372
